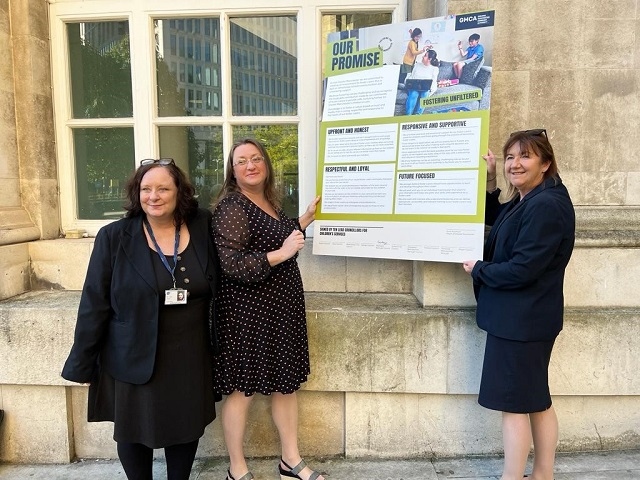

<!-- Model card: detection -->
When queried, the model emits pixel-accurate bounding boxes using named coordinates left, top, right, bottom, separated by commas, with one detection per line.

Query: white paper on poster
left=325, top=123, right=399, bottom=164
left=313, top=220, right=484, bottom=263
left=322, top=66, right=400, bottom=122
left=395, top=170, right=478, bottom=215
left=398, top=118, right=482, bottom=169
left=321, top=163, right=395, bottom=214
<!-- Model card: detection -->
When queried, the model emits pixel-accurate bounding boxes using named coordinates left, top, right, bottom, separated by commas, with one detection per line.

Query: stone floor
left=0, top=449, right=638, bottom=479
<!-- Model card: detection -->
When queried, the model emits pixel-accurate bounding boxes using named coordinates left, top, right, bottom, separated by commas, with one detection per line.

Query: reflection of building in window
left=155, top=18, right=222, bottom=115
left=153, top=17, right=299, bottom=214
left=230, top=18, right=298, bottom=115
left=236, top=19, right=296, bottom=116
left=74, top=17, right=300, bottom=217
left=80, top=21, right=128, bottom=54
left=154, top=17, right=297, bottom=117
left=68, top=22, right=134, bottom=220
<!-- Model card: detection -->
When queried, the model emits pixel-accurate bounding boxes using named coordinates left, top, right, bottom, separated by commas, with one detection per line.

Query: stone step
left=1, top=290, right=639, bottom=395
left=15, top=233, right=640, bottom=308
left=1, top=290, right=639, bottom=463
left=24, top=238, right=417, bottom=293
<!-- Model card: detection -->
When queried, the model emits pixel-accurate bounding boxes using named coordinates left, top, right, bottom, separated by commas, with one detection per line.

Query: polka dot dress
left=212, top=192, right=310, bottom=396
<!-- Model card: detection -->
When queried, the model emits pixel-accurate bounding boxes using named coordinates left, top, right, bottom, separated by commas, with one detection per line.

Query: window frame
left=49, top=0, right=404, bottom=235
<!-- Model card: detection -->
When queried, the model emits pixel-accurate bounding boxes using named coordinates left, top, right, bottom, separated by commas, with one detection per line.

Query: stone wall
left=0, top=0, right=639, bottom=465
left=1, top=238, right=639, bottom=463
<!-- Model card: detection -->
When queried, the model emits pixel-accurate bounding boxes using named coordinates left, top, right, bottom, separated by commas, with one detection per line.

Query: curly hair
left=123, top=162, right=198, bottom=226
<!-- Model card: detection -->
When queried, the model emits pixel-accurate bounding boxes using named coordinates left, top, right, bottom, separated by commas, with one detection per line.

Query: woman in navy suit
left=463, top=129, right=575, bottom=480
left=62, top=159, right=219, bottom=480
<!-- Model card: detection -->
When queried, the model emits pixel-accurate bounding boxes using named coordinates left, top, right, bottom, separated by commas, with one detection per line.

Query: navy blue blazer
left=471, top=177, right=575, bottom=341
left=61, top=208, right=219, bottom=385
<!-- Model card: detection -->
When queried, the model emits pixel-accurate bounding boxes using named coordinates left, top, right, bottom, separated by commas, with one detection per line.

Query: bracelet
left=487, top=176, right=496, bottom=182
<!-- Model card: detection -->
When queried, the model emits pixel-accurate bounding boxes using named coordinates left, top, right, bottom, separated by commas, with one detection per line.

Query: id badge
left=165, top=288, right=188, bottom=305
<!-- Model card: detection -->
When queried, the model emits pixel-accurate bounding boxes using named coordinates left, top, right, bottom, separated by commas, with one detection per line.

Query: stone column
left=8, top=0, right=59, bottom=242
left=0, top=0, right=58, bottom=299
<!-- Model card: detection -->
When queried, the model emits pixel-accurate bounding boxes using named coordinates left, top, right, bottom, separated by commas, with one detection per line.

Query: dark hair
left=502, top=130, right=559, bottom=200
left=426, top=49, right=440, bottom=67
left=123, top=162, right=198, bottom=226
left=214, top=138, right=281, bottom=210
left=411, top=28, right=422, bottom=40
left=469, top=33, right=480, bottom=42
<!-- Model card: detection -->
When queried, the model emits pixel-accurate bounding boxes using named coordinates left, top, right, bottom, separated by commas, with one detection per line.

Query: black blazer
left=471, top=177, right=575, bottom=341
left=61, top=208, right=219, bottom=385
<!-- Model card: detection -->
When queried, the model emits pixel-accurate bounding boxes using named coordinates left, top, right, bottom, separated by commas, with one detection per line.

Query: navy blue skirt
left=478, top=333, right=556, bottom=413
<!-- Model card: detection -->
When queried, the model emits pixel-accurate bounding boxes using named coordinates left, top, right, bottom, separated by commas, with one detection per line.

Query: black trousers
left=117, top=439, right=199, bottom=480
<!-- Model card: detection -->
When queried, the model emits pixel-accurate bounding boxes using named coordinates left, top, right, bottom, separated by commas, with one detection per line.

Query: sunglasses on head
left=140, top=158, right=175, bottom=166
left=510, top=128, right=547, bottom=138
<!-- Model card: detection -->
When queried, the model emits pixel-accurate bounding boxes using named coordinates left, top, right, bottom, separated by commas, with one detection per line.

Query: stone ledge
left=0, top=207, right=40, bottom=245
left=305, top=293, right=640, bottom=395
left=1, top=291, right=638, bottom=396
left=305, top=292, right=423, bottom=313
left=575, top=206, right=640, bottom=247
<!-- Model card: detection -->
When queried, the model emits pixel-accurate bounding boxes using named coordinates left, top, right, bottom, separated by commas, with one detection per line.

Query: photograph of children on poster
left=314, top=11, right=495, bottom=263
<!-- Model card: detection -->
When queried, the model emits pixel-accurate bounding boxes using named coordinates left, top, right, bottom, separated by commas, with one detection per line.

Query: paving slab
left=0, top=450, right=638, bottom=480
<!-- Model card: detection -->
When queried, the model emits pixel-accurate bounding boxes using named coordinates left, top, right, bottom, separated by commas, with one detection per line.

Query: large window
left=154, top=16, right=299, bottom=217
left=50, top=1, right=401, bottom=233
left=67, top=21, right=134, bottom=220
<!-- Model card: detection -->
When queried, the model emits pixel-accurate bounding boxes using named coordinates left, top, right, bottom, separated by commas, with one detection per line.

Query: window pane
left=67, top=21, right=133, bottom=118
left=232, top=125, right=299, bottom=218
left=158, top=126, right=224, bottom=208
left=230, top=17, right=297, bottom=116
left=74, top=128, right=135, bottom=219
left=155, top=18, right=221, bottom=117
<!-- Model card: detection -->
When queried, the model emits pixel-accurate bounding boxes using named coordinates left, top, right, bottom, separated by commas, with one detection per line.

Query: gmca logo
left=458, top=15, right=478, bottom=24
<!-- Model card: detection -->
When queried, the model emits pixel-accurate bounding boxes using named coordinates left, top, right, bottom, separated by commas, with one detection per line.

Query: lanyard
left=143, top=217, right=180, bottom=288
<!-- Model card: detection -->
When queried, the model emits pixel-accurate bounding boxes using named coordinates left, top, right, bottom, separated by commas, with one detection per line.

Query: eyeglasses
left=510, top=128, right=547, bottom=138
left=233, top=155, right=265, bottom=167
left=140, top=158, right=175, bottom=166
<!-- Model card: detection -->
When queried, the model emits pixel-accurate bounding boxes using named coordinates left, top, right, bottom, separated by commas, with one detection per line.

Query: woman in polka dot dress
left=211, top=138, right=323, bottom=480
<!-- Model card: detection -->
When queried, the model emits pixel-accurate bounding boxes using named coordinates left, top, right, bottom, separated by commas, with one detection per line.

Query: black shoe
left=0, top=409, right=4, bottom=425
